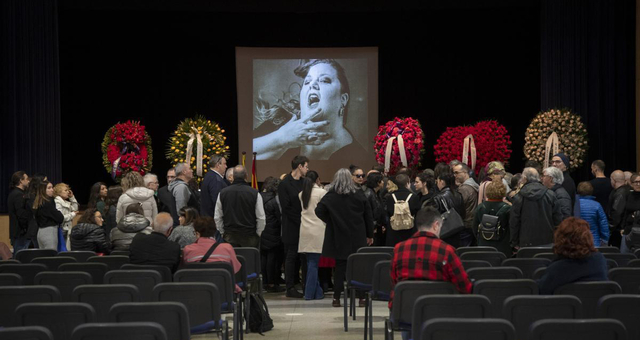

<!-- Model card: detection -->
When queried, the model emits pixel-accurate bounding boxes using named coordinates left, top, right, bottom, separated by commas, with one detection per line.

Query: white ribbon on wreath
left=183, top=127, right=212, bottom=177
left=461, top=134, right=477, bottom=171
left=384, top=135, right=408, bottom=174
left=543, top=132, right=559, bottom=169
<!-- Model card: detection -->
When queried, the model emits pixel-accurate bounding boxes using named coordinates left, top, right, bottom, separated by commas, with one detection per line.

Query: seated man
left=129, top=212, right=181, bottom=273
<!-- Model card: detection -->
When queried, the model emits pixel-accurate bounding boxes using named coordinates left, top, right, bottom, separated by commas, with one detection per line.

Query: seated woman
left=537, top=217, right=608, bottom=294
left=168, top=206, right=199, bottom=249
left=111, top=203, right=151, bottom=251
left=70, top=208, right=111, bottom=254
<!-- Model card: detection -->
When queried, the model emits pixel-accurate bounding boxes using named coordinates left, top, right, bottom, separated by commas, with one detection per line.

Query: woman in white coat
left=298, top=170, right=327, bottom=300
left=116, top=171, right=158, bottom=225
left=54, top=183, right=79, bottom=250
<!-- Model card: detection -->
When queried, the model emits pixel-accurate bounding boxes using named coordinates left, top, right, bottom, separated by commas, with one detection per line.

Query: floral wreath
left=524, top=108, right=588, bottom=170
left=102, top=121, right=153, bottom=181
left=434, top=120, right=512, bottom=174
left=374, top=117, right=425, bottom=175
left=166, top=115, right=230, bottom=179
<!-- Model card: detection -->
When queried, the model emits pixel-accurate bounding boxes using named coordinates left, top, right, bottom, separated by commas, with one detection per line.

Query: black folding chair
left=87, top=255, right=129, bottom=271
left=15, top=302, right=96, bottom=340
left=0, top=286, right=61, bottom=327
left=15, top=249, right=57, bottom=263
left=34, top=271, right=92, bottom=301
left=472, top=279, right=539, bottom=318
left=501, top=258, right=551, bottom=279
left=419, top=318, right=516, bottom=340
left=516, top=247, right=553, bottom=258
left=461, top=260, right=492, bottom=269
left=0, top=273, right=22, bottom=286
left=58, top=251, right=96, bottom=262
left=104, top=270, right=162, bottom=302
left=608, top=268, right=640, bottom=294
left=627, top=259, right=640, bottom=268
left=235, top=255, right=250, bottom=334
left=365, top=260, right=391, bottom=340
left=532, top=267, right=547, bottom=280
left=597, top=246, right=620, bottom=254
left=533, top=252, right=557, bottom=261
left=31, top=256, right=77, bottom=270
left=0, top=259, right=20, bottom=264
left=503, top=295, right=582, bottom=340
left=110, top=250, right=130, bottom=257
left=59, top=262, right=109, bottom=284
left=606, top=259, right=619, bottom=270
left=598, top=294, right=640, bottom=340
left=109, top=302, right=190, bottom=340
left=459, top=252, right=506, bottom=266
left=72, top=284, right=140, bottom=322
left=0, top=263, right=47, bottom=285
left=357, top=246, right=394, bottom=255
left=603, top=253, right=637, bottom=267
left=466, top=267, right=523, bottom=281
left=529, top=319, right=627, bottom=340
left=71, top=322, right=167, bottom=340
left=0, top=326, right=53, bottom=340
left=455, top=246, right=498, bottom=256
left=554, top=281, right=622, bottom=318
left=412, top=295, right=491, bottom=340
left=121, top=264, right=172, bottom=282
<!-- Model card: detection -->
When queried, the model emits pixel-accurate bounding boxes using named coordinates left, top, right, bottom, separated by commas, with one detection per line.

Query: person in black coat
left=607, top=170, right=630, bottom=248
left=7, top=171, right=31, bottom=255
left=157, top=168, right=179, bottom=226
left=425, top=171, right=465, bottom=248
left=200, top=156, right=228, bottom=217
left=552, top=153, right=576, bottom=213
left=70, top=208, right=111, bottom=254
left=364, top=172, right=388, bottom=246
left=260, top=177, right=285, bottom=292
left=385, top=174, right=421, bottom=247
left=129, top=213, right=181, bottom=273
left=316, top=168, right=373, bottom=307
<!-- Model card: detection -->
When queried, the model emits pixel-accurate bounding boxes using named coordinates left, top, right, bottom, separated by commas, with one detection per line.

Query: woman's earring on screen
left=339, top=106, right=344, bottom=117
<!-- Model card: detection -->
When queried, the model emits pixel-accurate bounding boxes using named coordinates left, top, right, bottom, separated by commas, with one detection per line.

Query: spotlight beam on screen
left=236, top=47, right=379, bottom=181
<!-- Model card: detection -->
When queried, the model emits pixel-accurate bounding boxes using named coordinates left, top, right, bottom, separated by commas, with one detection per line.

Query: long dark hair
left=87, top=182, right=107, bottom=209
left=33, top=180, right=51, bottom=209
left=105, top=185, right=123, bottom=211
left=27, top=173, right=47, bottom=197
left=301, top=170, right=319, bottom=210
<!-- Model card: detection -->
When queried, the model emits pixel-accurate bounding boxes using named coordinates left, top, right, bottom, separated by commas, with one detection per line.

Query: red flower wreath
left=374, top=117, right=425, bottom=175
left=434, top=120, right=512, bottom=174
left=101, top=121, right=153, bottom=181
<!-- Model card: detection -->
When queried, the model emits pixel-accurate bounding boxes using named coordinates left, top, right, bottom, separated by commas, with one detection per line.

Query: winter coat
left=622, top=191, right=640, bottom=235
left=298, top=185, right=328, bottom=253
left=116, top=187, right=158, bottom=224
left=260, top=192, right=282, bottom=250
left=8, top=187, right=29, bottom=239
left=551, top=183, right=572, bottom=221
left=428, top=187, right=465, bottom=218
left=54, top=196, right=78, bottom=231
left=103, top=205, right=117, bottom=243
left=457, top=178, right=479, bottom=229
left=111, top=213, right=152, bottom=250
left=562, top=171, right=577, bottom=212
left=537, top=252, right=608, bottom=295
left=278, top=174, right=304, bottom=245
left=509, top=181, right=563, bottom=247
left=578, top=196, right=610, bottom=246
left=607, top=185, right=631, bottom=231
left=168, top=224, right=197, bottom=249
left=129, top=232, right=181, bottom=273
left=70, top=223, right=111, bottom=253
left=474, top=200, right=512, bottom=257
left=168, top=178, right=199, bottom=213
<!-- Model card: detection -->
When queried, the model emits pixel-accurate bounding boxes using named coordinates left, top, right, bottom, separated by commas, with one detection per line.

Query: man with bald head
left=607, top=170, right=631, bottom=248
left=129, top=212, right=182, bottom=272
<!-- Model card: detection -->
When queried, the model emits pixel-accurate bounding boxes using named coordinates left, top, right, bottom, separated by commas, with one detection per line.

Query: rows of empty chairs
left=0, top=247, right=264, bottom=340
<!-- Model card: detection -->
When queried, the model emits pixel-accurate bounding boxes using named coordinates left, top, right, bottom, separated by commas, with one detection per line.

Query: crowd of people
left=6, top=152, right=640, bottom=316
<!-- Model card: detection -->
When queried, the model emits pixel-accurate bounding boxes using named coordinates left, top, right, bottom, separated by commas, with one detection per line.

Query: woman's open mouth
left=307, top=93, right=320, bottom=109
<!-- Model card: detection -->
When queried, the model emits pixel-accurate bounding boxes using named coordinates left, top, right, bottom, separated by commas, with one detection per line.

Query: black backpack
left=248, top=293, right=273, bottom=334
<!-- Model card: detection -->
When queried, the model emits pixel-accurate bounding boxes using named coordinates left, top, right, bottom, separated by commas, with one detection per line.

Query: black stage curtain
left=0, top=0, right=62, bottom=213
left=540, top=0, right=636, bottom=180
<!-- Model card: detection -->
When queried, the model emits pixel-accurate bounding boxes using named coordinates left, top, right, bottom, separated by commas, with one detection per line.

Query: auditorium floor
left=192, top=291, right=390, bottom=339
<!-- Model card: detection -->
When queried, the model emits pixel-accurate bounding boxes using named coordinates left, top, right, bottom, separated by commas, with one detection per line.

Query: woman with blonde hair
left=116, top=171, right=158, bottom=224
left=54, top=182, right=79, bottom=250
left=33, top=181, right=64, bottom=250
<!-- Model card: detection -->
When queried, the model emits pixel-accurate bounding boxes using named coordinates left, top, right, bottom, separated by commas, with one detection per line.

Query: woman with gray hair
left=542, top=167, right=572, bottom=220
left=315, top=168, right=374, bottom=307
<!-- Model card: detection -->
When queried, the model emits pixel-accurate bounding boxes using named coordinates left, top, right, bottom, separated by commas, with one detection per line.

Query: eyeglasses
left=453, top=171, right=465, bottom=175
left=632, top=182, right=640, bottom=186
left=551, top=160, right=563, bottom=164
left=354, top=174, right=365, bottom=178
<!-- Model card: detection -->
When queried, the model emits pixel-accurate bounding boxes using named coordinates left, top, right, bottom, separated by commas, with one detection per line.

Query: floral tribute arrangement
left=166, top=115, right=230, bottom=179
left=101, top=121, right=153, bottom=181
left=434, top=120, right=512, bottom=174
left=524, top=108, right=589, bottom=171
left=374, top=117, right=425, bottom=175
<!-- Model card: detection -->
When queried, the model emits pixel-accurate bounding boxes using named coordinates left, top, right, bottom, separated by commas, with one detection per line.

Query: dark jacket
left=129, top=231, right=182, bottom=273
left=260, top=191, right=282, bottom=250
left=562, top=171, right=577, bottom=213
left=457, top=179, right=479, bottom=230
left=551, top=183, right=572, bottom=221
left=363, top=187, right=386, bottom=226
left=157, top=185, right=179, bottom=226
left=316, top=190, right=373, bottom=260
left=608, top=185, right=631, bottom=231
left=278, top=174, right=304, bottom=245
left=474, top=200, right=512, bottom=257
left=590, top=177, right=612, bottom=212
left=70, top=223, right=111, bottom=254
left=428, top=187, right=465, bottom=218
left=509, top=181, right=563, bottom=247
left=8, top=187, right=29, bottom=239
left=537, top=252, right=608, bottom=295
left=622, top=191, right=640, bottom=235
left=200, top=170, right=227, bottom=217
left=103, top=205, right=117, bottom=243
left=34, top=199, right=64, bottom=228
left=111, top=213, right=151, bottom=250
left=385, top=187, right=420, bottom=247
left=217, top=181, right=260, bottom=235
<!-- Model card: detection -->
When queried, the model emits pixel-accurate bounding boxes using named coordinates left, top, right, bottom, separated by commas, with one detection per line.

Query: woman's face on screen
left=300, top=63, right=344, bottom=122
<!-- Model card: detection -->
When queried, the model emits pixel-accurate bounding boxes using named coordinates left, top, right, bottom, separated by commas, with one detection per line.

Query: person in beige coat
left=298, top=170, right=327, bottom=300
left=54, top=183, right=79, bottom=250
left=116, top=171, right=158, bottom=225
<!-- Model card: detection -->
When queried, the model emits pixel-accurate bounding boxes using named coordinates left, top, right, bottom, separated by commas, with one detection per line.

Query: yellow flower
left=171, top=146, right=175, bottom=150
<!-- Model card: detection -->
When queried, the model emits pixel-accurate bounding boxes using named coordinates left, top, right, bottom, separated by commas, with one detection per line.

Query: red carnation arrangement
left=101, top=121, right=153, bottom=181
left=434, top=120, right=512, bottom=174
left=374, top=117, right=425, bottom=175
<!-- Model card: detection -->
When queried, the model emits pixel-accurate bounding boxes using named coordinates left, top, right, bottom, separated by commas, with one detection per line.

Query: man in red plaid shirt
left=389, top=206, right=472, bottom=309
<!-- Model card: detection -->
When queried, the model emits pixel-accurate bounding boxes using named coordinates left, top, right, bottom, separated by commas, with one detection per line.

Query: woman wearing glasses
left=349, top=165, right=365, bottom=188
left=621, top=173, right=640, bottom=253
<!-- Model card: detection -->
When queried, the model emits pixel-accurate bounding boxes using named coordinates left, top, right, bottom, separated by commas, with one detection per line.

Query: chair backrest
left=554, top=281, right=622, bottom=318
left=0, top=286, right=61, bottom=327
left=72, top=284, right=140, bottom=322
left=461, top=260, right=492, bottom=269
left=71, top=322, right=167, bottom=340
left=121, top=264, right=172, bottom=282
left=34, top=271, right=93, bottom=301
left=0, top=263, right=47, bottom=285
left=153, top=282, right=221, bottom=329
left=180, top=261, right=234, bottom=280
left=503, top=295, right=583, bottom=340
left=412, top=295, right=491, bottom=340
left=501, top=258, right=551, bottom=279
left=357, top=246, right=394, bottom=255
left=31, top=256, right=77, bottom=270
left=59, top=263, right=109, bottom=284
left=532, top=267, right=547, bottom=280
left=235, top=255, right=249, bottom=291
left=606, top=259, right=618, bottom=270
left=371, top=260, right=391, bottom=301
left=598, top=294, right=640, bottom=340
left=608, top=268, right=640, bottom=294
left=15, top=302, right=96, bottom=340
left=529, top=319, right=627, bottom=340
left=466, top=267, right=523, bottom=281
left=0, top=273, right=22, bottom=286
left=459, top=252, right=506, bottom=266
left=174, top=268, right=235, bottom=313
left=87, top=255, right=130, bottom=271
left=0, top=326, right=54, bottom=340
left=110, top=250, right=130, bottom=257
left=346, top=253, right=392, bottom=290
left=597, top=246, right=620, bottom=254
left=516, top=247, right=553, bottom=258
left=419, top=318, right=516, bottom=340
left=234, top=247, right=261, bottom=279
left=603, top=253, right=637, bottom=267
left=0, top=259, right=21, bottom=265
left=391, top=281, right=457, bottom=328
left=627, top=259, right=640, bottom=267
left=533, top=252, right=557, bottom=261
left=58, top=251, right=96, bottom=262
left=455, top=246, right=498, bottom=256
left=109, top=302, right=190, bottom=340
left=15, top=249, right=58, bottom=263
left=104, top=270, right=162, bottom=302
left=472, top=279, right=539, bottom=318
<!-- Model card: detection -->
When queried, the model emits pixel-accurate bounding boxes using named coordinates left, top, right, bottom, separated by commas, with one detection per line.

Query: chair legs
left=245, top=283, right=251, bottom=334
left=343, top=282, right=348, bottom=331
left=369, top=296, right=374, bottom=340
left=364, top=293, right=369, bottom=340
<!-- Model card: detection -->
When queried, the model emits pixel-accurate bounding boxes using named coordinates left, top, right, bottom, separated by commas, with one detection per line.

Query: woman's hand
left=280, top=108, right=330, bottom=147
left=367, top=238, right=374, bottom=246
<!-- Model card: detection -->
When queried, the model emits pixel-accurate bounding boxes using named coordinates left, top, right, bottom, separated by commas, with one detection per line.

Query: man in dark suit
left=200, top=155, right=228, bottom=217
left=129, top=212, right=181, bottom=273
left=158, top=168, right=179, bottom=225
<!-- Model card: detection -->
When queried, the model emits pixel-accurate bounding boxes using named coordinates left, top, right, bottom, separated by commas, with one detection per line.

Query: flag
left=241, top=151, right=246, bottom=167
left=251, top=152, right=258, bottom=189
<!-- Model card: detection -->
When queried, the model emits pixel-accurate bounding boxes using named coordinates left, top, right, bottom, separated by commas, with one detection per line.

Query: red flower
left=374, top=117, right=424, bottom=175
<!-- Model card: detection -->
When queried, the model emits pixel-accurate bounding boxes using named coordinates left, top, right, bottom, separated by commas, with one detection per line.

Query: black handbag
left=439, top=198, right=465, bottom=239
